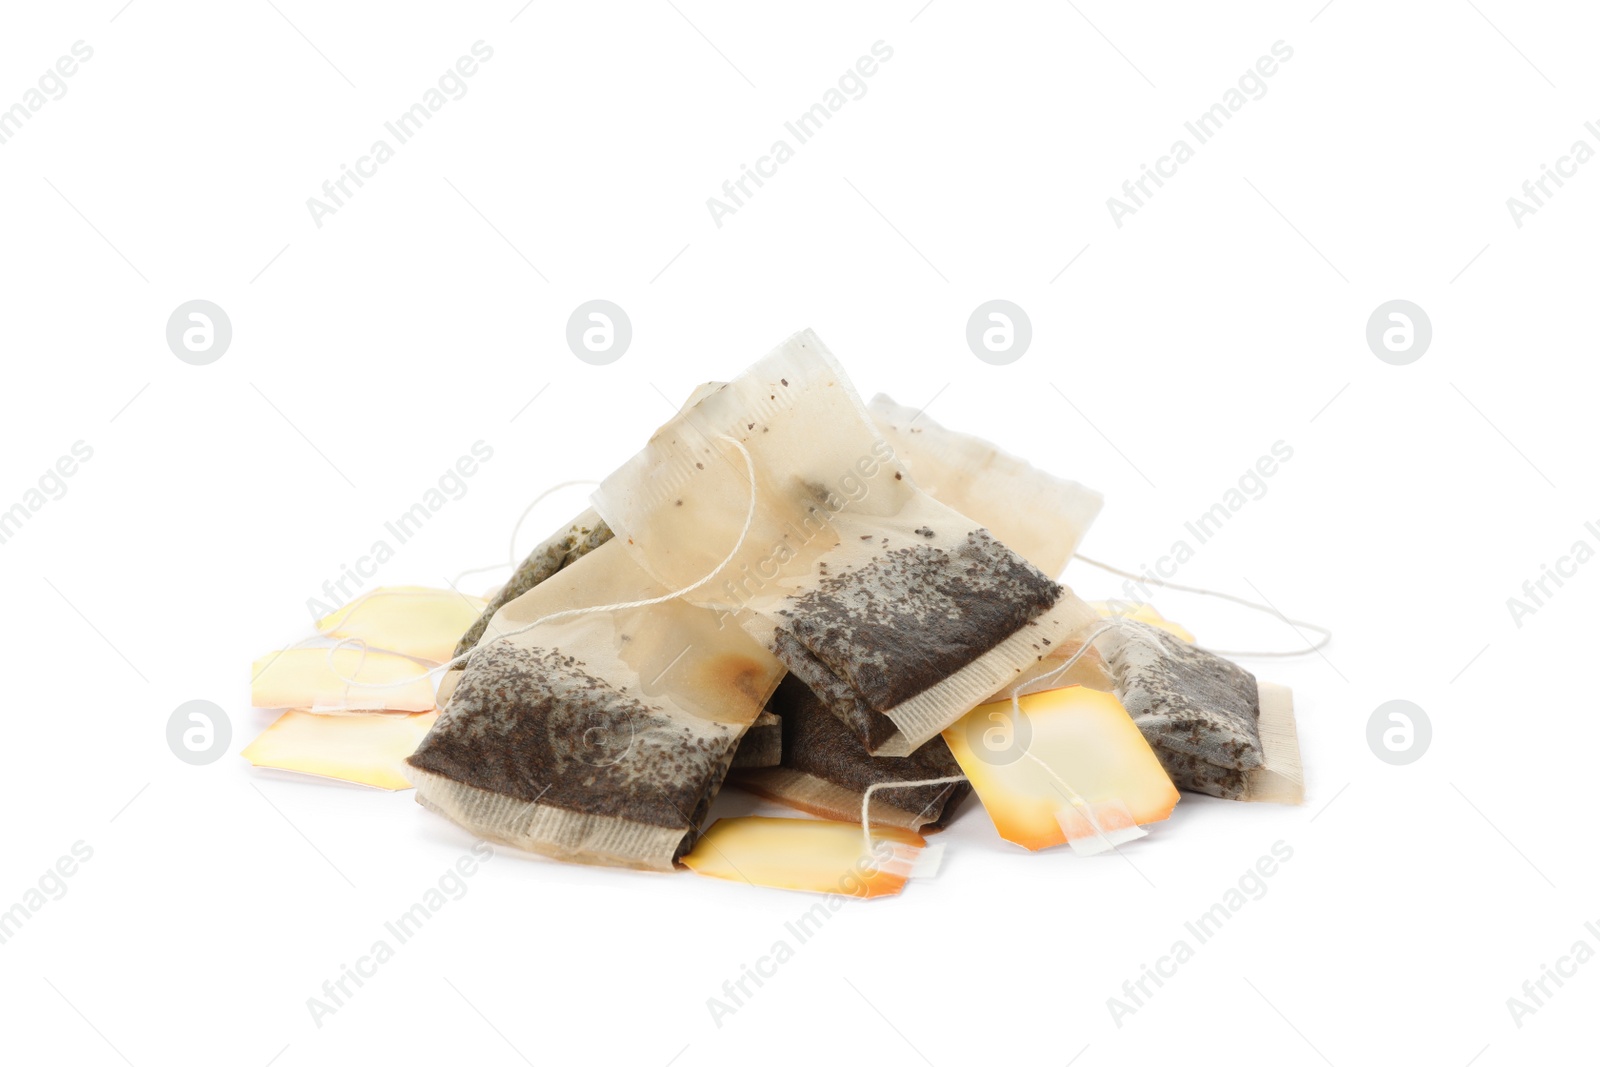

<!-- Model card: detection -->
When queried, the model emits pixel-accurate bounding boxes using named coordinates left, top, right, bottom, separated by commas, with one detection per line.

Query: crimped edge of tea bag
left=1245, top=681, right=1304, bottom=804
left=735, top=767, right=961, bottom=831
left=876, top=591, right=1102, bottom=755
left=409, top=766, right=690, bottom=872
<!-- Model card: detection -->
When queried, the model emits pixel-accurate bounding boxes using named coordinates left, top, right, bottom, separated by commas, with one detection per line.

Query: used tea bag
left=593, top=329, right=1100, bottom=756
left=868, top=394, right=1103, bottom=578
left=730, top=710, right=783, bottom=769
left=735, top=675, right=969, bottom=831
left=1098, top=619, right=1303, bottom=803
left=407, top=536, right=786, bottom=871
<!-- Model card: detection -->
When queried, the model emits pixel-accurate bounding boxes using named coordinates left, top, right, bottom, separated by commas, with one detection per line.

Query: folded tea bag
left=1098, top=620, right=1303, bottom=803
left=730, top=710, right=783, bottom=769
left=735, top=674, right=970, bottom=831
left=593, top=329, right=1100, bottom=756
left=868, top=394, right=1103, bottom=578
left=407, top=537, right=786, bottom=871
left=944, top=685, right=1179, bottom=852
left=682, top=817, right=939, bottom=898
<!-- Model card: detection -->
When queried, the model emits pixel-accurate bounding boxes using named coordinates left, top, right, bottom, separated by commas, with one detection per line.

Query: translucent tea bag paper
left=593, top=329, right=1100, bottom=756
left=407, top=537, right=786, bottom=871
left=868, top=394, right=1103, bottom=578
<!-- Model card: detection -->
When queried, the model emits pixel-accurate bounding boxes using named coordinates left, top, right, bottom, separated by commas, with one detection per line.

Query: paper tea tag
left=943, top=685, right=1179, bottom=852
left=681, top=817, right=935, bottom=898
left=241, top=709, right=437, bottom=790
left=316, top=586, right=488, bottom=664
left=251, top=647, right=436, bottom=713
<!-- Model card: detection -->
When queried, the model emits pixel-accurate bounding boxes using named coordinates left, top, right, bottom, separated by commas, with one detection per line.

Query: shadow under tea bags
left=407, top=537, right=786, bottom=871
left=735, top=674, right=970, bottom=831
left=593, top=329, right=1100, bottom=756
left=1098, top=619, right=1303, bottom=803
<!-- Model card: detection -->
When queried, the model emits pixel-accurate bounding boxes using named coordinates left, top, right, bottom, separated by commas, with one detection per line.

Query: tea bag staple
left=1099, top=619, right=1302, bottom=803
left=593, top=329, right=1100, bottom=756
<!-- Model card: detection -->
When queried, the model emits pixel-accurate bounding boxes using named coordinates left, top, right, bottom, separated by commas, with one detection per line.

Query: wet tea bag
left=593, top=329, right=1100, bottom=756
left=944, top=685, right=1179, bottom=852
left=1098, top=619, right=1303, bottom=803
left=868, top=394, right=1103, bottom=578
left=735, top=675, right=969, bottom=831
left=682, top=817, right=939, bottom=898
left=407, top=536, right=786, bottom=871
left=730, top=710, right=783, bottom=769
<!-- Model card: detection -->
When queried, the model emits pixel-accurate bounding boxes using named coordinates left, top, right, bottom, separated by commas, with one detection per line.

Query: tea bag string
left=449, top=479, right=601, bottom=590
left=323, top=435, right=759, bottom=694
left=859, top=777, right=968, bottom=853
left=1073, top=554, right=1332, bottom=658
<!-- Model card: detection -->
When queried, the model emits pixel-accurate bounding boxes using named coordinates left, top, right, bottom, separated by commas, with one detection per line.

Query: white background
left=1, top=1, right=1594, bottom=1063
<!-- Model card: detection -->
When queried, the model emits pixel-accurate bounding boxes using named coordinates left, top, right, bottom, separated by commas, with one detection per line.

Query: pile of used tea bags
left=247, top=329, right=1305, bottom=898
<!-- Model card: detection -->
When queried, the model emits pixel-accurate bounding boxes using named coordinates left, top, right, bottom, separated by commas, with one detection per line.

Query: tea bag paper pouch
left=1098, top=620, right=1304, bottom=804
left=443, top=384, right=728, bottom=695
left=730, top=710, right=782, bottom=769
left=735, top=674, right=970, bottom=831
left=407, top=536, right=787, bottom=871
left=868, top=394, right=1103, bottom=579
left=592, top=329, right=1101, bottom=756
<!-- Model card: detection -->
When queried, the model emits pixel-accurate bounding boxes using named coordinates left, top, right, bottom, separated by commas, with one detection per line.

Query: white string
left=1072, top=553, right=1332, bottom=658
left=449, top=479, right=601, bottom=590
left=859, top=776, right=968, bottom=852
left=319, top=436, right=759, bottom=694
